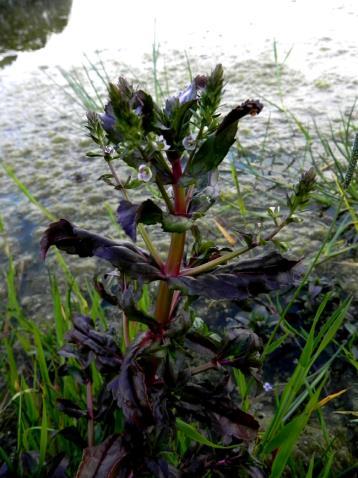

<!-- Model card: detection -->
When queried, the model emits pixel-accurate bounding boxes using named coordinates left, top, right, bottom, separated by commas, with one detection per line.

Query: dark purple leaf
left=218, top=328, right=262, bottom=363
left=46, top=453, right=69, bottom=478
left=117, top=199, right=162, bottom=241
left=40, top=219, right=163, bottom=281
left=0, top=464, right=9, bottom=478
left=57, top=398, right=87, bottom=419
left=63, top=315, right=122, bottom=373
left=131, top=90, right=158, bottom=134
left=145, top=458, right=180, bottom=478
left=185, top=331, right=221, bottom=357
left=55, top=426, right=87, bottom=449
left=170, top=252, right=299, bottom=300
left=75, top=435, right=128, bottom=478
left=108, top=332, right=158, bottom=427
left=100, top=103, right=123, bottom=144
left=122, top=305, right=160, bottom=333
left=216, top=99, right=263, bottom=135
left=94, top=279, right=119, bottom=306
left=117, top=200, right=193, bottom=241
left=180, top=382, right=259, bottom=443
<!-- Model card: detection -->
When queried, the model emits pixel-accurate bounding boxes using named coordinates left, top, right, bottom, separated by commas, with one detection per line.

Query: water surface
left=0, top=0, right=357, bottom=313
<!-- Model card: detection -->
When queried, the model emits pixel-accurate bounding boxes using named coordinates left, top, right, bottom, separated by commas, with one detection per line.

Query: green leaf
left=188, top=124, right=237, bottom=177
left=175, top=418, right=238, bottom=450
left=162, top=213, right=194, bottom=233
left=267, top=385, right=323, bottom=478
left=264, top=333, right=289, bottom=356
left=187, top=99, right=263, bottom=177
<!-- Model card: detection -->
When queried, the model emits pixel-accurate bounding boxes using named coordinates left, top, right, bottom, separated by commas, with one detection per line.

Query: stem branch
left=190, top=361, right=217, bottom=376
left=182, top=215, right=293, bottom=277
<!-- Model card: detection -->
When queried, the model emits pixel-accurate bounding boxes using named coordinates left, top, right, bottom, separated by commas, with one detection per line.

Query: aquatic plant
left=37, top=65, right=320, bottom=476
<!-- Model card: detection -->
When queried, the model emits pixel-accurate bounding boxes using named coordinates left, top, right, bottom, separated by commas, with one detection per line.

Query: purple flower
left=263, top=382, right=273, bottom=392
left=137, top=164, right=152, bottom=182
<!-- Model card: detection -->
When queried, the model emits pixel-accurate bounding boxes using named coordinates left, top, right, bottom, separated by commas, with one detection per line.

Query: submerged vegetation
left=0, top=59, right=357, bottom=477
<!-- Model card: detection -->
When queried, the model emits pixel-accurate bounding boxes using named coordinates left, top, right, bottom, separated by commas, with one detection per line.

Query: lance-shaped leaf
left=108, top=332, right=159, bottom=426
left=217, top=328, right=262, bottom=370
left=76, top=434, right=180, bottom=478
left=61, top=315, right=122, bottom=373
left=187, top=99, right=263, bottom=178
left=40, top=219, right=163, bottom=281
left=94, top=279, right=160, bottom=332
left=117, top=200, right=193, bottom=241
left=179, top=382, right=259, bottom=443
left=169, top=251, right=299, bottom=300
left=76, top=435, right=128, bottom=478
left=57, top=398, right=88, bottom=419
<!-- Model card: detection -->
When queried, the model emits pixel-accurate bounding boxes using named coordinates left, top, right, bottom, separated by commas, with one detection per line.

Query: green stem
left=190, top=361, right=217, bottom=376
left=182, top=244, right=251, bottom=277
left=156, top=179, right=174, bottom=213
left=138, top=224, right=164, bottom=268
left=182, top=216, right=292, bottom=277
left=167, top=232, right=186, bottom=275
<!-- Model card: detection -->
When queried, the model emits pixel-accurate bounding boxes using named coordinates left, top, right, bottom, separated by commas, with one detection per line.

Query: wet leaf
left=170, top=251, right=299, bottom=300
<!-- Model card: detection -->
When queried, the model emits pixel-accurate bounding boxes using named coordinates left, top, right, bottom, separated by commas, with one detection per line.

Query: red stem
left=155, top=157, right=186, bottom=323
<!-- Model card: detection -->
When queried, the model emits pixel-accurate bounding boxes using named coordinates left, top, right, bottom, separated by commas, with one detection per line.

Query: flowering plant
left=41, top=65, right=315, bottom=476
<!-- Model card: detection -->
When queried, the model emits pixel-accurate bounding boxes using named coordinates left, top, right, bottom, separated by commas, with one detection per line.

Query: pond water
left=0, top=0, right=357, bottom=314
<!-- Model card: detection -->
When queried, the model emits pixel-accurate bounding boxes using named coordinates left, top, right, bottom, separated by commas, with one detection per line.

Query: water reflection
left=0, top=0, right=72, bottom=67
